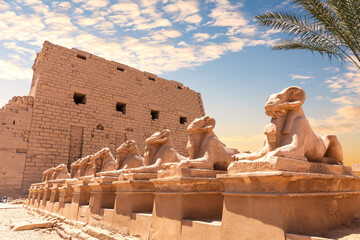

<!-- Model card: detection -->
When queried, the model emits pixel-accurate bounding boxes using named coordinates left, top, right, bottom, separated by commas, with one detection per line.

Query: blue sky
left=0, top=0, right=359, bottom=165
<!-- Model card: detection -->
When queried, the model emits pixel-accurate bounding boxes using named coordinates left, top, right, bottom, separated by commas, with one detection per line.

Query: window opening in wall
left=96, top=124, right=104, bottom=130
left=177, top=86, right=183, bottom=90
left=77, top=54, right=87, bottom=60
left=73, top=92, right=86, bottom=105
left=180, top=116, right=187, bottom=124
left=148, top=77, right=156, bottom=81
left=117, top=67, right=125, bottom=72
left=151, top=110, right=159, bottom=120
left=13, top=120, right=15, bottom=125
left=116, top=102, right=126, bottom=114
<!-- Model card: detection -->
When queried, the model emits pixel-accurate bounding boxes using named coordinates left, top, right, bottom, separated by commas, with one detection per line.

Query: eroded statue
left=42, top=167, right=55, bottom=182
left=123, top=129, right=185, bottom=173
left=52, top=164, right=70, bottom=180
left=164, top=116, right=239, bottom=170
left=70, top=159, right=81, bottom=178
left=91, top=147, right=117, bottom=175
left=116, top=140, right=144, bottom=169
left=97, top=140, right=145, bottom=177
left=78, top=155, right=94, bottom=177
left=232, top=86, right=343, bottom=165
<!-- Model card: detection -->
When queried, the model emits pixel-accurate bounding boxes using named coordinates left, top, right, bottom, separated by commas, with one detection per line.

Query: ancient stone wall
left=0, top=96, right=34, bottom=197
left=17, top=41, right=204, bottom=193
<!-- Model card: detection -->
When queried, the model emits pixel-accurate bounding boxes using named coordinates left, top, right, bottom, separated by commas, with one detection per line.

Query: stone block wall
left=16, top=41, right=205, bottom=193
left=0, top=96, right=34, bottom=197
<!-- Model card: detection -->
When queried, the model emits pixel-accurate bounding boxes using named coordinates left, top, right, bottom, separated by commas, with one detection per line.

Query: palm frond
left=255, top=0, right=360, bottom=69
left=273, top=39, right=345, bottom=61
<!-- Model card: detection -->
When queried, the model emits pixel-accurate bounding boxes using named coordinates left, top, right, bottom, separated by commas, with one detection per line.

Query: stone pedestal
left=46, top=180, right=67, bottom=213
left=35, top=185, right=44, bottom=208
left=150, top=168, right=225, bottom=240
left=69, top=176, right=92, bottom=221
left=88, top=176, right=117, bottom=216
left=111, top=173, right=157, bottom=236
left=58, top=180, right=76, bottom=217
left=40, top=182, right=53, bottom=210
left=219, top=157, right=360, bottom=240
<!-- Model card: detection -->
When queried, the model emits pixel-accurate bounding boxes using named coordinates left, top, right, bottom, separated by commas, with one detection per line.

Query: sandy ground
left=321, top=218, right=360, bottom=240
left=2, top=202, right=360, bottom=240
left=0, top=203, right=62, bottom=240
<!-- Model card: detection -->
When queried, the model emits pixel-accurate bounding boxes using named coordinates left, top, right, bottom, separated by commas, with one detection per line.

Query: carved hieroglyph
left=123, top=129, right=186, bottom=173
left=164, top=116, right=239, bottom=170
left=232, top=86, right=343, bottom=165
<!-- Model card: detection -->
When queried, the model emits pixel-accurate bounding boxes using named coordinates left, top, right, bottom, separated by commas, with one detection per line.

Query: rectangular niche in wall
left=151, top=110, right=159, bottom=120
left=73, top=92, right=86, bottom=105
left=116, top=102, right=126, bottom=114
left=68, top=125, right=84, bottom=169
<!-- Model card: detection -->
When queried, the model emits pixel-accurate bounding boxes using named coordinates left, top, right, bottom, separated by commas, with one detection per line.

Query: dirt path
left=0, top=203, right=62, bottom=240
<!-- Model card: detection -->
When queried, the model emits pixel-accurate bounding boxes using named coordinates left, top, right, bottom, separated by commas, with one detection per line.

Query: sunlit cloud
left=0, top=59, right=33, bottom=82
left=289, top=74, right=313, bottom=80
left=310, top=64, right=360, bottom=134
left=163, top=0, right=202, bottom=24
left=0, top=0, right=285, bottom=78
left=324, top=66, right=340, bottom=73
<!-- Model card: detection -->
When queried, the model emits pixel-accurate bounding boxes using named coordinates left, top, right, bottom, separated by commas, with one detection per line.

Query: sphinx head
left=264, top=86, right=306, bottom=119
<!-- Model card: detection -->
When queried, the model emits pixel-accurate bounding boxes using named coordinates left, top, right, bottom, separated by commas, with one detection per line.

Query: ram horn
left=279, top=86, right=306, bottom=110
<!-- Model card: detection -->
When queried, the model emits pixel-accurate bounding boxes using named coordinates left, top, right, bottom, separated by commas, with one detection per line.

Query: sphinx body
left=70, top=158, right=81, bottom=178
left=123, top=129, right=186, bottom=173
left=116, top=140, right=144, bottom=169
left=42, top=167, right=55, bottom=182
left=78, top=155, right=94, bottom=177
left=52, top=164, right=70, bottom=180
left=232, top=86, right=343, bottom=165
left=97, top=142, right=145, bottom=177
left=164, top=116, right=239, bottom=170
left=91, top=147, right=117, bottom=176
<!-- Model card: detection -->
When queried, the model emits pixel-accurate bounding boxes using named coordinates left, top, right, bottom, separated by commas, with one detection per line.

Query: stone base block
left=111, top=176, right=156, bottom=232
left=77, top=205, right=90, bottom=223
left=150, top=172, right=224, bottom=240
left=158, top=168, right=226, bottom=179
left=228, top=156, right=353, bottom=176
left=181, top=219, right=221, bottom=240
left=218, top=171, right=360, bottom=240
left=130, top=213, right=152, bottom=239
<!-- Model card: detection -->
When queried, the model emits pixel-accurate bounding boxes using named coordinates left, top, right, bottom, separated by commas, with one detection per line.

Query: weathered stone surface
left=1, top=41, right=204, bottom=196
left=228, top=156, right=353, bottom=175
left=11, top=220, right=54, bottom=231
left=232, top=86, right=343, bottom=166
left=122, top=129, right=186, bottom=173
left=164, top=116, right=239, bottom=170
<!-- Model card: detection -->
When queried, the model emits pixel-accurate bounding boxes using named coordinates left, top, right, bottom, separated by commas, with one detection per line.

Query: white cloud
left=324, top=66, right=340, bottom=73
left=207, top=0, right=256, bottom=36
left=0, top=59, right=32, bottom=82
left=0, top=2, right=10, bottom=10
left=163, top=0, right=202, bottom=24
left=0, top=99, right=6, bottom=108
left=193, top=33, right=210, bottom=42
left=3, top=42, right=36, bottom=55
left=77, top=0, right=109, bottom=10
left=290, top=74, right=313, bottom=80
left=52, top=1, right=72, bottom=11
left=309, top=63, right=360, bottom=134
